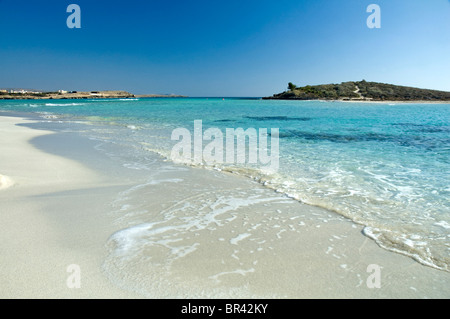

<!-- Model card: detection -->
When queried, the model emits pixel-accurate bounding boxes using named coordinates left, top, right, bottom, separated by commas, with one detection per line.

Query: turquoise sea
left=1, top=98, right=449, bottom=272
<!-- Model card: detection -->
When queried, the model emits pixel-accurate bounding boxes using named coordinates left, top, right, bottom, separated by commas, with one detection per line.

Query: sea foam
left=45, top=103, right=86, bottom=106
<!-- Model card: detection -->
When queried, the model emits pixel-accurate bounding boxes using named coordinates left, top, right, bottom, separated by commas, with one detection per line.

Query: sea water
left=1, top=98, right=449, bottom=273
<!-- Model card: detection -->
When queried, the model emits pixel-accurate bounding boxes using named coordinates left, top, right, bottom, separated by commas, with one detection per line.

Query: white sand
left=0, top=116, right=140, bottom=298
left=0, top=174, right=13, bottom=190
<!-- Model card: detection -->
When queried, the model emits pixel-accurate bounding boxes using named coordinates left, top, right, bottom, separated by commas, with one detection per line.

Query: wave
left=45, top=103, right=86, bottom=106
left=37, top=112, right=59, bottom=119
left=362, top=227, right=449, bottom=272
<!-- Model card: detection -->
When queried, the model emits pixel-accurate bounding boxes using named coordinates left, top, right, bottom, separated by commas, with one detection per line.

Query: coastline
left=1, top=113, right=449, bottom=298
left=2, top=94, right=449, bottom=104
left=0, top=90, right=134, bottom=100
left=0, top=92, right=188, bottom=100
left=336, top=99, right=450, bottom=104
left=263, top=81, right=450, bottom=102
left=263, top=98, right=450, bottom=104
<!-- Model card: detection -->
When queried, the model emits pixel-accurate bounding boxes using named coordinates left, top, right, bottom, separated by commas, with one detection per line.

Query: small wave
left=434, top=221, right=450, bottom=230
left=37, top=112, right=59, bottom=119
left=363, top=226, right=449, bottom=272
left=127, top=125, right=142, bottom=130
left=45, top=103, right=86, bottom=106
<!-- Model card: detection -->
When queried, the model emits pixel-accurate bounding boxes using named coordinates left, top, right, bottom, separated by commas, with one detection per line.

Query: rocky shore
left=264, top=81, right=450, bottom=102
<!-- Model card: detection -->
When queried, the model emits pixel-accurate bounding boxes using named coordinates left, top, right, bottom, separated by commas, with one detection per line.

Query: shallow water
left=1, top=98, right=449, bottom=273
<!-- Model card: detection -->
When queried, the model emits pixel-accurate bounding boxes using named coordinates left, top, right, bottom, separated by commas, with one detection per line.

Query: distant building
left=58, top=90, right=68, bottom=94
left=0, top=89, right=7, bottom=93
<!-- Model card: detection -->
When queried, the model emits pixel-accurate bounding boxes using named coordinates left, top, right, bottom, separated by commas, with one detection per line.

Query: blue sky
left=0, top=0, right=449, bottom=96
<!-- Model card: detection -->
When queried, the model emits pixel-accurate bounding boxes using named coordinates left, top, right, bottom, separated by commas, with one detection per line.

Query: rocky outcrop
left=264, top=81, right=450, bottom=101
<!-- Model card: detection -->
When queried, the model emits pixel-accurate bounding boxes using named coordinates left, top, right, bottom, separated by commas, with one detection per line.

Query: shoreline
left=1, top=113, right=449, bottom=298
left=0, top=114, right=141, bottom=298
left=0, top=90, right=134, bottom=100
left=336, top=99, right=450, bottom=104
left=2, top=96, right=449, bottom=104
left=263, top=98, right=450, bottom=104
left=0, top=92, right=187, bottom=100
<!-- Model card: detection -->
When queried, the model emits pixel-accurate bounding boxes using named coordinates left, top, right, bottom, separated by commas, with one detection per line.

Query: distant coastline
left=0, top=90, right=187, bottom=100
left=263, top=81, right=450, bottom=102
left=135, top=94, right=188, bottom=98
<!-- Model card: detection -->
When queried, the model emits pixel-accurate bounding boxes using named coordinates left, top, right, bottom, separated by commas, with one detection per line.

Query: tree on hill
left=288, top=82, right=297, bottom=91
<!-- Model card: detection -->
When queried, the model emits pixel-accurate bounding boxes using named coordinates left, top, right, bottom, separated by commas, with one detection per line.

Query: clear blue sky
left=0, top=0, right=449, bottom=96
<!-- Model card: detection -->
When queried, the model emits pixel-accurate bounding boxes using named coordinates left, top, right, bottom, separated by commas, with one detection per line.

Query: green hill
left=264, top=80, right=450, bottom=101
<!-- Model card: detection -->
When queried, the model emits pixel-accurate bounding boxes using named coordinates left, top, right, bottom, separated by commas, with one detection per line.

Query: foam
left=108, top=191, right=289, bottom=265
left=230, top=233, right=251, bottom=245
left=37, top=112, right=59, bottom=119
left=363, top=226, right=448, bottom=272
left=45, top=103, right=86, bottom=106
left=209, top=268, right=255, bottom=283
left=434, top=221, right=450, bottom=230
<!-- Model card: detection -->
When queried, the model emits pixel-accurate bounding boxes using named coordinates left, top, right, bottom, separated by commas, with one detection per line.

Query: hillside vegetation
left=264, top=81, right=450, bottom=101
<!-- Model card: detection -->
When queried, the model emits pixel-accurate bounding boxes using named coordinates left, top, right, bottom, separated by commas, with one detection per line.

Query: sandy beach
left=0, top=115, right=141, bottom=298
left=0, top=114, right=449, bottom=299
left=338, top=100, right=450, bottom=104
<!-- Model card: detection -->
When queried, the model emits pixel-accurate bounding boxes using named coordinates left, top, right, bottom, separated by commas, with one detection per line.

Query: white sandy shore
left=1, top=115, right=449, bottom=299
left=0, top=116, right=141, bottom=298
left=0, top=174, right=13, bottom=190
